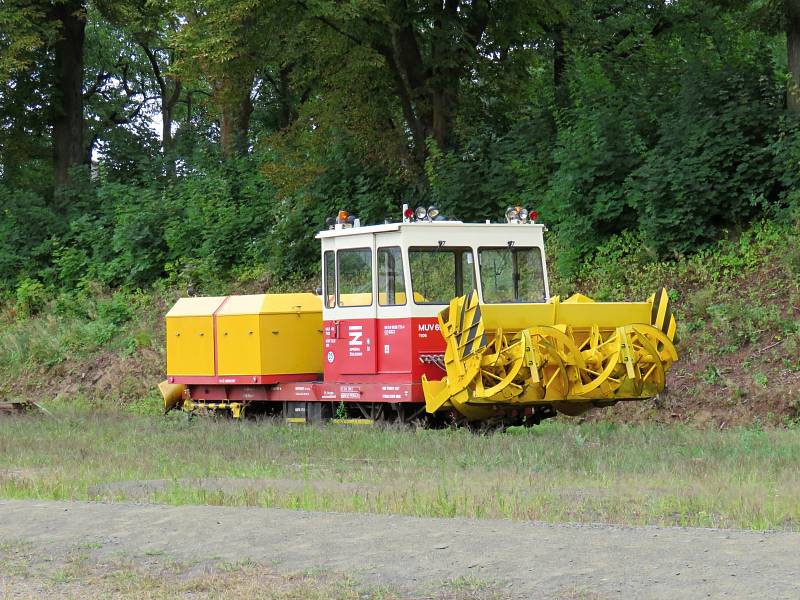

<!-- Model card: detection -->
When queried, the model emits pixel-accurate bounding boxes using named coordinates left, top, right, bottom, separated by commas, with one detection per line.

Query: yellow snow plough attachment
left=158, top=380, right=185, bottom=413
left=421, top=289, right=678, bottom=421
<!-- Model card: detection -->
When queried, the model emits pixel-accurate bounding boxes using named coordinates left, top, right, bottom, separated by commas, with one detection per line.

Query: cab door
left=327, top=236, right=378, bottom=377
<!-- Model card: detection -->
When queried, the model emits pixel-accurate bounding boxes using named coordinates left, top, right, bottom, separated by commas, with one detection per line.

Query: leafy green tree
left=1, top=0, right=800, bottom=293
left=0, top=0, right=87, bottom=187
left=173, top=0, right=272, bottom=159
left=0, top=2, right=57, bottom=80
left=93, top=0, right=186, bottom=174
left=305, top=0, right=566, bottom=167
left=712, top=0, right=800, bottom=111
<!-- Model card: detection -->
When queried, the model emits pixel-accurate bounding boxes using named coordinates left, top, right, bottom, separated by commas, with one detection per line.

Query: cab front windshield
left=408, top=247, right=475, bottom=304
left=479, top=246, right=546, bottom=303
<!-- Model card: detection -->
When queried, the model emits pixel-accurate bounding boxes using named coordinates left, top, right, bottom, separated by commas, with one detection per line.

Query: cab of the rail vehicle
left=315, top=205, right=551, bottom=404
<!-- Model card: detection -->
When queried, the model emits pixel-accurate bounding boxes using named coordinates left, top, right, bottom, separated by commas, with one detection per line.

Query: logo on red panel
left=349, top=325, right=363, bottom=346
left=348, top=324, right=364, bottom=357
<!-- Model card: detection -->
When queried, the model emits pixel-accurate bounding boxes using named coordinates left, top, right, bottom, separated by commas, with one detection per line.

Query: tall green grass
left=1, top=410, right=798, bottom=530
left=0, top=289, right=167, bottom=402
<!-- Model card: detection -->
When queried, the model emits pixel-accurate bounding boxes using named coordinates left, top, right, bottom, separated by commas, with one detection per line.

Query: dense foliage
left=1, top=0, right=799, bottom=300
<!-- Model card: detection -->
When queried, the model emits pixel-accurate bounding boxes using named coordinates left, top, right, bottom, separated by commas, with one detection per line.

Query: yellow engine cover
left=165, top=293, right=322, bottom=378
left=166, top=296, right=227, bottom=376
left=216, top=293, right=322, bottom=376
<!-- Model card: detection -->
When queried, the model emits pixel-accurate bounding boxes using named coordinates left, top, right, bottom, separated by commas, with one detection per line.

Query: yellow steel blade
left=158, top=381, right=185, bottom=414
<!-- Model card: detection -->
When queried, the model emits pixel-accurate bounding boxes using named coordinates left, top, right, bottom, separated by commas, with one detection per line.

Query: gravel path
left=1, top=499, right=798, bottom=599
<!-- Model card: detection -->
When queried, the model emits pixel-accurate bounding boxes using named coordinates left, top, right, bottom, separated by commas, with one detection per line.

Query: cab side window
left=378, top=247, right=406, bottom=306
left=323, top=251, right=335, bottom=308
left=338, top=248, right=373, bottom=307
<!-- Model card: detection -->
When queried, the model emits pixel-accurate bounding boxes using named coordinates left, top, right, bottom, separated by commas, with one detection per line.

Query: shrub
left=0, top=187, right=62, bottom=289
left=95, top=293, right=133, bottom=327
left=15, top=278, right=48, bottom=318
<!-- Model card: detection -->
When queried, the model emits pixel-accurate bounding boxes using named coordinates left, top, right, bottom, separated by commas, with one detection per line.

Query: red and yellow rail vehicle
left=160, top=207, right=678, bottom=426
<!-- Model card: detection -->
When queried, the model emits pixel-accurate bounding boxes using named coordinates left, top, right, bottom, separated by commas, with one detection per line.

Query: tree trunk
left=162, top=103, right=175, bottom=175
left=162, top=79, right=181, bottom=177
left=218, top=81, right=254, bottom=159
left=51, top=0, right=86, bottom=188
left=382, top=52, right=427, bottom=166
left=788, top=12, right=800, bottom=113
left=428, top=0, right=459, bottom=150
left=431, top=85, right=455, bottom=149
left=319, top=0, right=487, bottom=168
left=140, top=44, right=182, bottom=176
left=277, top=66, right=294, bottom=130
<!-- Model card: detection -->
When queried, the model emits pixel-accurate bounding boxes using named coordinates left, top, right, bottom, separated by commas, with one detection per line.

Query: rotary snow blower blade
left=421, top=289, right=678, bottom=420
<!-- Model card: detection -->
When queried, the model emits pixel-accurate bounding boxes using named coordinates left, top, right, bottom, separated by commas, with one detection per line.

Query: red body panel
left=188, top=381, right=423, bottom=403
left=324, top=317, right=444, bottom=383
left=185, top=316, right=445, bottom=405
left=324, top=318, right=378, bottom=377
left=407, top=317, right=447, bottom=380
left=274, top=381, right=423, bottom=403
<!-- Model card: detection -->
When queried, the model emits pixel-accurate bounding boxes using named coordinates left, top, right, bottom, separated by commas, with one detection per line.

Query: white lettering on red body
left=382, top=323, right=405, bottom=336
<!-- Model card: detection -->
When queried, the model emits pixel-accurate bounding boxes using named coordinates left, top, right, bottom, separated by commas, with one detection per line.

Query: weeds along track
left=1, top=411, right=799, bottom=530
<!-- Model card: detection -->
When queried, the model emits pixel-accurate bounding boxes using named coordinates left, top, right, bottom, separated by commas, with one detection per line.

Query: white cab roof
left=316, top=221, right=546, bottom=240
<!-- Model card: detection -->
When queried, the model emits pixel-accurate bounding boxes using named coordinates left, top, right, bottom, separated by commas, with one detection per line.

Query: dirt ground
left=1, top=500, right=799, bottom=599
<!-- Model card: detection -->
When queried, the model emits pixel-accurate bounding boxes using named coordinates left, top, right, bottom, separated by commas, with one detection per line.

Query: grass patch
left=442, top=575, right=503, bottom=598
left=0, top=540, right=509, bottom=599
left=0, top=287, right=168, bottom=406
left=0, top=544, right=398, bottom=599
left=1, top=410, right=799, bottom=530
